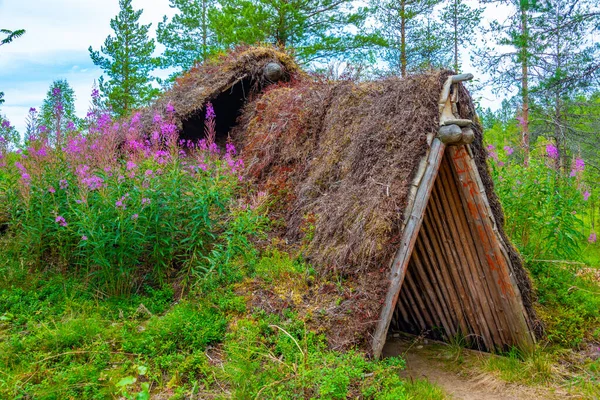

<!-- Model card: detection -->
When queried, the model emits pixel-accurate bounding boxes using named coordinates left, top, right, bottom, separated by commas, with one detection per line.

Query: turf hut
left=147, top=47, right=539, bottom=358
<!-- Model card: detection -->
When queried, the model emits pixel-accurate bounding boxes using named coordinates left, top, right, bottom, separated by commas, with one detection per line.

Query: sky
left=0, top=0, right=510, bottom=134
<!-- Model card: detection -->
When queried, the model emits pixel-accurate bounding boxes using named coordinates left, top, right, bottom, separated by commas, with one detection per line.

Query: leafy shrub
left=488, top=145, right=588, bottom=260
left=0, top=102, right=264, bottom=295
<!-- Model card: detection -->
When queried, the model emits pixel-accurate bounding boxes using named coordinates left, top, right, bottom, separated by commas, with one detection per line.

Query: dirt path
left=383, top=336, right=568, bottom=400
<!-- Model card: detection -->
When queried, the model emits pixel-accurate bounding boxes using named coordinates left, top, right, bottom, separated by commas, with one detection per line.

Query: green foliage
left=88, top=0, right=159, bottom=116
left=528, top=261, right=600, bottom=347
left=0, top=28, right=26, bottom=47
left=220, top=315, right=413, bottom=399
left=157, top=0, right=221, bottom=74
left=40, top=79, right=79, bottom=142
left=489, top=148, right=586, bottom=260
left=439, top=0, right=483, bottom=72
left=373, top=0, right=449, bottom=76
left=212, top=0, right=382, bottom=64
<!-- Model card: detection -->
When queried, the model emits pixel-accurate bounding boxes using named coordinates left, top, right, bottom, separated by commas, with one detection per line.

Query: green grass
left=0, top=252, right=447, bottom=399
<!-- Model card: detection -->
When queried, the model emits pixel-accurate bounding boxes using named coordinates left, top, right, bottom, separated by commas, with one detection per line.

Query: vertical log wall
left=389, top=150, right=534, bottom=351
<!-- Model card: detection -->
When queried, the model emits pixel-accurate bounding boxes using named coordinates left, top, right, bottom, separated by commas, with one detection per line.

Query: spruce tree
left=157, top=0, right=220, bottom=73
left=89, top=0, right=158, bottom=117
left=40, top=80, right=78, bottom=146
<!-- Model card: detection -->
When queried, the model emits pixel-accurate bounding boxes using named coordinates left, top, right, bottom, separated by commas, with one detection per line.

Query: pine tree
left=373, top=0, right=446, bottom=76
left=211, top=0, right=380, bottom=64
left=89, top=0, right=158, bottom=117
left=475, top=0, right=545, bottom=166
left=440, top=0, right=483, bottom=72
left=530, top=0, right=600, bottom=171
left=40, top=80, right=78, bottom=146
left=0, top=29, right=26, bottom=47
left=157, top=0, right=221, bottom=73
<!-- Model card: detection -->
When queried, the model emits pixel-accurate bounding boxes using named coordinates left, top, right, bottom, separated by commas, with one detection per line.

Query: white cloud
left=0, top=0, right=175, bottom=133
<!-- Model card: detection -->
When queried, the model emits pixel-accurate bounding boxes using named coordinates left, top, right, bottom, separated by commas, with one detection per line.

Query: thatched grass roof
left=143, top=46, right=540, bottom=354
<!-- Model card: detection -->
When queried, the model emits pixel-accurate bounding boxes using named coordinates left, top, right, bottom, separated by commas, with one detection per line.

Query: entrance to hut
left=180, top=78, right=253, bottom=147
left=386, top=152, right=522, bottom=353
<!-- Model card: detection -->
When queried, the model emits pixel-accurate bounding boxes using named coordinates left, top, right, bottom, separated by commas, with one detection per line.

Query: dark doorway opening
left=180, top=78, right=253, bottom=147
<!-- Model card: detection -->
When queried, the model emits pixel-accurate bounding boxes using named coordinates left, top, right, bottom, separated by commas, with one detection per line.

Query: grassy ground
left=0, top=252, right=447, bottom=399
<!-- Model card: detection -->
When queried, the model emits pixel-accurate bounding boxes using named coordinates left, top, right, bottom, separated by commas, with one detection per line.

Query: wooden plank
left=371, top=138, right=446, bottom=358
left=447, top=146, right=535, bottom=350
left=436, top=157, right=499, bottom=349
left=411, top=249, right=453, bottom=337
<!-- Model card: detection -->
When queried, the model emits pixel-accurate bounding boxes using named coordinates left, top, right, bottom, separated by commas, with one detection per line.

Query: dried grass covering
left=235, top=73, right=447, bottom=349
left=139, top=46, right=301, bottom=132
left=138, top=46, right=540, bottom=352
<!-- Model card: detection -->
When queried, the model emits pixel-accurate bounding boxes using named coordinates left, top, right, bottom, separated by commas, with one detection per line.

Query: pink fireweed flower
left=503, top=146, right=514, bottom=156
left=546, top=144, right=559, bottom=159
left=583, top=191, right=591, bottom=201
left=115, top=198, right=126, bottom=209
left=82, top=175, right=104, bottom=190
left=76, top=164, right=90, bottom=178
left=205, top=102, right=216, bottom=120
left=81, top=235, right=88, bottom=241
left=516, top=115, right=526, bottom=127
left=141, top=198, right=151, bottom=206
left=37, top=147, right=48, bottom=157
left=55, top=216, right=68, bottom=227
left=198, top=163, right=208, bottom=171
left=498, top=161, right=505, bottom=167
left=21, top=173, right=31, bottom=185
left=67, top=121, right=76, bottom=131
left=153, top=113, right=162, bottom=124
left=131, top=214, right=139, bottom=220
left=487, top=144, right=495, bottom=151
left=572, top=158, right=585, bottom=176
left=226, top=143, right=237, bottom=155
left=48, top=186, right=56, bottom=194
left=126, top=160, right=137, bottom=171
left=59, top=179, right=68, bottom=189
left=145, top=169, right=153, bottom=177
left=166, top=102, right=175, bottom=114
left=14, top=161, right=26, bottom=173
left=589, top=232, right=597, bottom=244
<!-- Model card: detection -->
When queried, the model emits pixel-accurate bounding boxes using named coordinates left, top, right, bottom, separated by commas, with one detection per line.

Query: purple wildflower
left=141, top=198, right=151, bottom=206
left=126, top=160, right=137, bottom=171
left=153, top=113, right=162, bottom=124
left=546, top=144, right=559, bottom=159
left=81, top=235, right=88, bottom=241
left=589, top=232, right=597, bottom=244
left=59, top=179, right=68, bottom=190
left=145, top=169, right=153, bottom=177
left=1, top=120, right=10, bottom=129
left=503, top=146, right=514, bottom=156
left=131, top=214, right=139, bottom=220
left=226, top=143, right=236, bottom=155
left=166, top=102, right=175, bottom=114
left=487, top=144, right=495, bottom=151
left=48, top=186, right=56, bottom=194
left=55, top=216, right=68, bottom=227
left=583, top=191, right=591, bottom=201
left=205, top=102, right=216, bottom=120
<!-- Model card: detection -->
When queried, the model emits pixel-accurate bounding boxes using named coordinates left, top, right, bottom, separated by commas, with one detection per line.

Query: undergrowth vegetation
left=0, top=96, right=443, bottom=398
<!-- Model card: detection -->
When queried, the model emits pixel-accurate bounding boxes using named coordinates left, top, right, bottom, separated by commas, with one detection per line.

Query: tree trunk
left=453, top=0, right=459, bottom=72
left=400, top=0, right=406, bottom=77
left=520, top=5, right=530, bottom=167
